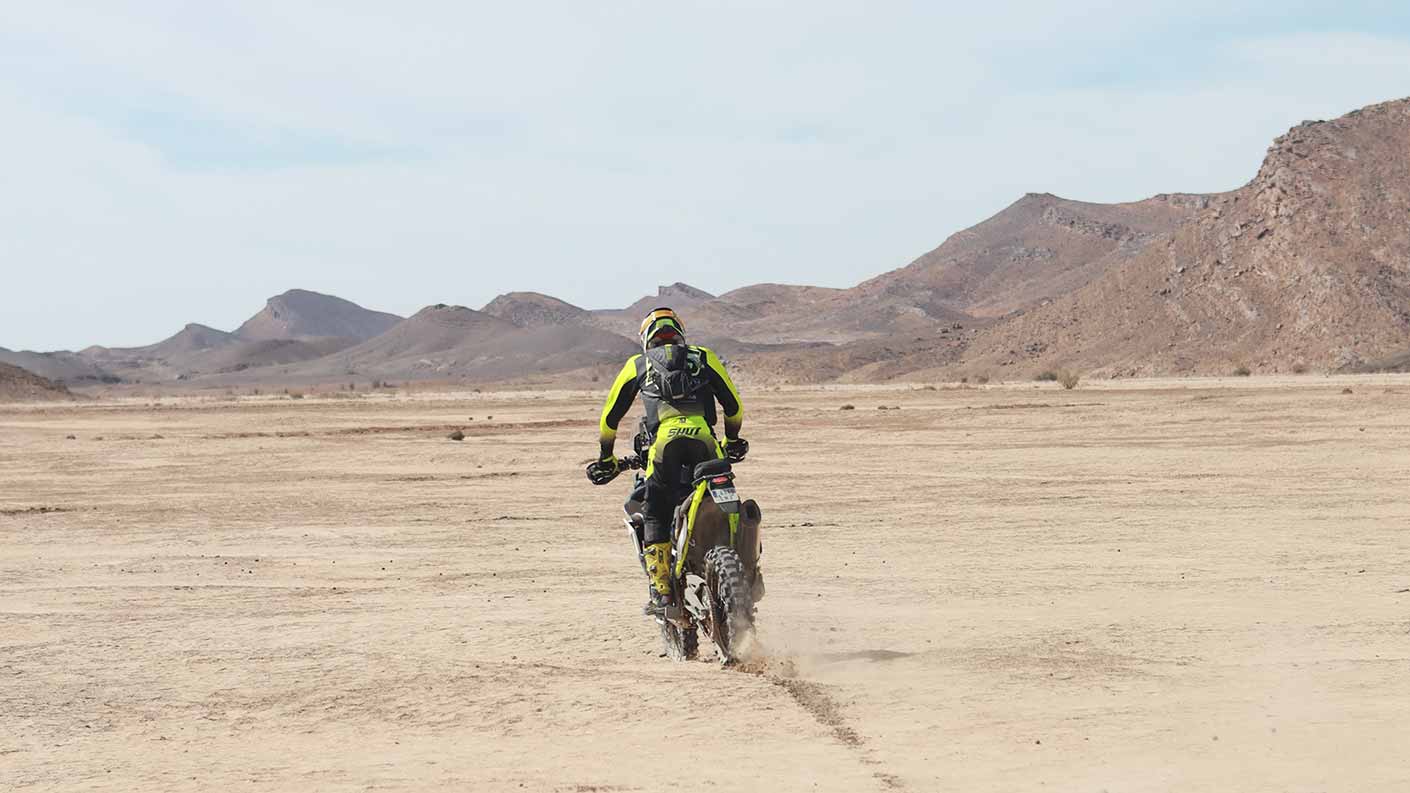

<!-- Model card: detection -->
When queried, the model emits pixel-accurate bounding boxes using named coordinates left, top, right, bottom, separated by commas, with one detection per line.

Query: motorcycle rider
left=586, top=307, right=748, bottom=615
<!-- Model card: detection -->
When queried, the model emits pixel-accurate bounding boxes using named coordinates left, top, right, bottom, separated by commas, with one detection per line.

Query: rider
left=587, top=307, right=748, bottom=615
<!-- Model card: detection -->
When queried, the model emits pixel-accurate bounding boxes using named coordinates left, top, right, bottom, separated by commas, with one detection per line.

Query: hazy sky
left=3, top=2, right=1409, bottom=350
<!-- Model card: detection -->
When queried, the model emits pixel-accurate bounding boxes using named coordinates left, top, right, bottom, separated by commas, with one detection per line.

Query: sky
left=2, top=1, right=1409, bottom=350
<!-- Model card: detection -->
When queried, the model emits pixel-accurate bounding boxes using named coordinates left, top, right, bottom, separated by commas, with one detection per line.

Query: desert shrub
left=288, top=390, right=305, bottom=399
left=1291, top=363, right=1308, bottom=374
left=1035, top=371, right=1059, bottom=382
left=1233, top=366, right=1251, bottom=377
left=1058, top=370, right=1081, bottom=390
left=975, top=374, right=990, bottom=385
left=840, top=404, right=856, bottom=411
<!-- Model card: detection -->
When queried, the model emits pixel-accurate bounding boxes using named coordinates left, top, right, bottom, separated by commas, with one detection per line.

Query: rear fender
left=673, top=482, right=739, bottom=579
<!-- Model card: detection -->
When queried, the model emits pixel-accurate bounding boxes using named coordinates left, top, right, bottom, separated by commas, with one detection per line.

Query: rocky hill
left=254, top=303, right=636, bottom=383
left=860, top=192, right=1209, bottom=319
left=0, top=361, right=74, bottom=401
left=621, top=283, right=716, bottom=317
left=235, top=289, right=402, bottom=341
left=9, top=97, right=1409, bottom=389
left=483, top=292, right=589, bottom=327
left=955, top=97, right=1410, bottom=377
left=0, top=347, right=115, bottom=384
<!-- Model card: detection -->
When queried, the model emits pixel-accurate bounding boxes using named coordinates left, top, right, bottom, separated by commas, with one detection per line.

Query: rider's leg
left=640, top=418, right=725, bottom=612
left=640, top=440, right=685, bottom=611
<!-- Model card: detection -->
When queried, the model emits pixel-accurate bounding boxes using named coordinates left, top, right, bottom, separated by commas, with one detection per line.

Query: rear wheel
left=705, top=546, right=756, bottom=664
left=659, top=619, right=698, bottom=661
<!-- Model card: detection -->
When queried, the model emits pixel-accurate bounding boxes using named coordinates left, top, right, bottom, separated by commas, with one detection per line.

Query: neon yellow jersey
left=597, top=345, right=743, bottom=459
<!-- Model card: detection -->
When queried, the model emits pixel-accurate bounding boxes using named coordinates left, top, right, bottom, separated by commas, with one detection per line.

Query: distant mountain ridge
left=6, top=96, right=1409, bottom=386
left=235, top=289, right=402, bottom=341
left=483, top=292, right=590, bottom=328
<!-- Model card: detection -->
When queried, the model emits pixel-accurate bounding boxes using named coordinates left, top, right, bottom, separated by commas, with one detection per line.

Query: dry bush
left=1233, top=366, right=1252, bottom=377
left=1058, top=370, right=1081, bottom=390
left=840, top=404, right=856, bottom=411
left=1291, top=363, right=1308, bottom=374
left=975, top=374, right=990, bottom=385
left=1035, top=371, right=1058, bottom=382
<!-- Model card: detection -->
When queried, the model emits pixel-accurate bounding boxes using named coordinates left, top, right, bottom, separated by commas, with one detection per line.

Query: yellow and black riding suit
left=598, top=344, right=743, bottom=547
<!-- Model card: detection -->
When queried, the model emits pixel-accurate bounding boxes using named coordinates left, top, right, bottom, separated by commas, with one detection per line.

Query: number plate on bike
left=710, top=484, right=739, bottom=504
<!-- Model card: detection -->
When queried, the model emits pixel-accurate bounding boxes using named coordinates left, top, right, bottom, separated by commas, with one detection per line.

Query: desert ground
left=3, top=377, right=1409, bottom=792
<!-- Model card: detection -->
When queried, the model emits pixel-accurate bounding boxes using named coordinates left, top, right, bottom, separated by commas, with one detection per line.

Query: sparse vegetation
left=975, top=374, right=990, bottom=385
left=1058, top=370, right=1081, bottom=390
left=1035, top=371, right=1059, bottom=382
left=840, top=404, right=856, bottom=411
left=1233, top=366, right=1252, bottom=377
left=1291, top=363, right=1308, bottom=374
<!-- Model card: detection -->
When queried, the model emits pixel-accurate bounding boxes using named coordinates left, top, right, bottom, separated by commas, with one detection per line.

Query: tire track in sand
left=738, top=656, right=906, bottom=790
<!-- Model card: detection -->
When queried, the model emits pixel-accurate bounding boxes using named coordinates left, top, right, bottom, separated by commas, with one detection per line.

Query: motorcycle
left=612, top=453, right=765, bottom=664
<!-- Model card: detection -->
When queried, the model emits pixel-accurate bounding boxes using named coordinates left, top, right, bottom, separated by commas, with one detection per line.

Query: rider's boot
left=642, top=542, right=672, bottom=617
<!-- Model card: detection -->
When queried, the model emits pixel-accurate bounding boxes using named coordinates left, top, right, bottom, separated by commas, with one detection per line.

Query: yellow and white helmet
left=639, top=307, right=685, bottom=351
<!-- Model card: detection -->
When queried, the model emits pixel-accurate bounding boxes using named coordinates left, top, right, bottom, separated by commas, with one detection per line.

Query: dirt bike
left=614, top=454, right=765, bottom=664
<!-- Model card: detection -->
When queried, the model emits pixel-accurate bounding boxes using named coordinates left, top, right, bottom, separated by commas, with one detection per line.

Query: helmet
left=639, top=307, right=685, bottom=350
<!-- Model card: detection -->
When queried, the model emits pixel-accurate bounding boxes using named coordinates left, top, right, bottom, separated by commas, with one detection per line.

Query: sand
left=4, top=377, right=1409, bottom=792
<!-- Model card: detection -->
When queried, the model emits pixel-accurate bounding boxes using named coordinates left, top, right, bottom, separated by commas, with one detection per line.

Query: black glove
left=586, top=458, right=621, bottom=485
left=724, top=437, right=749, bottom=462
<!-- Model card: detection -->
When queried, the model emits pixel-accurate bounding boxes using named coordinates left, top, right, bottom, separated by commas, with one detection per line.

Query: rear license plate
left=710, top=486, right=739, bottom=504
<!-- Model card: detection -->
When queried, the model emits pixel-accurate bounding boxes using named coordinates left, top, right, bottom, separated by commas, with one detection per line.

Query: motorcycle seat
left=693, top=458, right=733, bottom=481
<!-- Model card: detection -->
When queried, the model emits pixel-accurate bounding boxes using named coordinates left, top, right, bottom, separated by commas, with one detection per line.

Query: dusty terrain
left=4, top=378, right=1410, bottom=792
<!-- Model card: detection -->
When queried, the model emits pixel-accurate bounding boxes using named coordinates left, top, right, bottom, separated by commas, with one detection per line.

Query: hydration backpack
left=641, top=345, right=707, bottom=405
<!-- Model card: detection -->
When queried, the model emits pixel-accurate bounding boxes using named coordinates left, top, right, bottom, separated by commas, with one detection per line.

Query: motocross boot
left=642, top=542, right=672, bottom=617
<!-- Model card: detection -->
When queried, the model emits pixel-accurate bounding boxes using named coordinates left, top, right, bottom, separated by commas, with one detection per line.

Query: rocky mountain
left=0, top=361, right=74, bottom=401
left=622, top=283, right=716, bottom=317
left=483, top=292, right=590, bottom=327
left=954, top=97, right=1410, bottom=377
left=120, top=323, right=236, bottom=357
left=235, top=289, right=402, bottom=342
left=0, top=347, right=115, bottom=384
left=9, top=96, right=1408, bottom=389
left=5, top=292, right=401, bottom=385
left=78, top=323, right=237, bottom=368
left=259, top=303, right=636, bottom=383
left=859, top=192, right=1209, bottom=319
